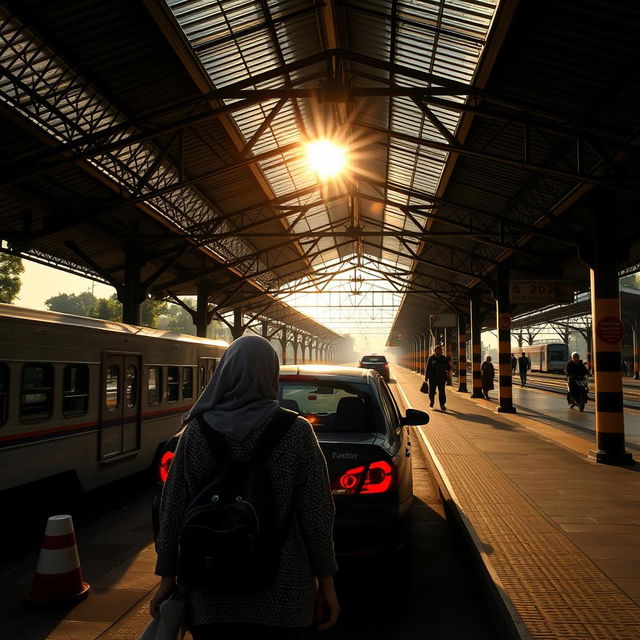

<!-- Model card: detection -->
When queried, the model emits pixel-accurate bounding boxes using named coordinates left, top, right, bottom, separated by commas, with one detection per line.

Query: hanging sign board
left=430, top=314, right=458, bottom=328
left=596, top=316, right=624, bottom=344
left=509, top=281, right=574, bottom=305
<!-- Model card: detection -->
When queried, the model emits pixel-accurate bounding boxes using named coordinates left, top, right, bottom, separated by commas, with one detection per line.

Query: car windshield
left=279, top=379, right=375, bottom=433
left=361, top=356, right=386, bottom=363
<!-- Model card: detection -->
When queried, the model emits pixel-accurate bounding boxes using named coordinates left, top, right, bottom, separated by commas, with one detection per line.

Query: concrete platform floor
left=392, top=365, right=640, bottom=639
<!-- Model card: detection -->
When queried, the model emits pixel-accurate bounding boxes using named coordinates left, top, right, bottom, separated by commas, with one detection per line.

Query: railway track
left=525, top=372, right=640, bottom=408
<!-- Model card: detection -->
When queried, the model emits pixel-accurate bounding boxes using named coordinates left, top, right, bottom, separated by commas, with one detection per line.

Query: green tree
left=0, top=254, right=24, bottom=303
left=45, top=291, right=96, bottom=316
left=141, top=299, right=168, bottom=328
left=157, top=299, right=197, bottom=335
left=89, top=294, right=121, bottom=321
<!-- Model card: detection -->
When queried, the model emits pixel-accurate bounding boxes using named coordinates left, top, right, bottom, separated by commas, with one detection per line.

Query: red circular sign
left=596, top=316, right=624, bottom=344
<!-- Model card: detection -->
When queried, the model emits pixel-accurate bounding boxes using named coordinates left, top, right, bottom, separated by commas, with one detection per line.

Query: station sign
left=430, top=313, right=458, bottom=328
left=509, top=280, right=574, bottom=305
left=596, top=316, right=624, bottom=344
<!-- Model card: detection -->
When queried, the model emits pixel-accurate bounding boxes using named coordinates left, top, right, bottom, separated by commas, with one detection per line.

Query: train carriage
left=520, top=342, right=569, bottom=373
left=0, top=304, right=227, bottom=502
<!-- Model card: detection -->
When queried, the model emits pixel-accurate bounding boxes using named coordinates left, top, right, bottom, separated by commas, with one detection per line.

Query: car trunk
left=317, top=432, right=387, bottom=516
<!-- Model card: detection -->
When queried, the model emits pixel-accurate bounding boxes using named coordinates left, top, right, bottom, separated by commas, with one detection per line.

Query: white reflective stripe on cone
left=35, top=546, right=81, bottom=574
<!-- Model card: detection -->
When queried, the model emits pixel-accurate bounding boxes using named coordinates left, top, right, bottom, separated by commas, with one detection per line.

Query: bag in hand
left=420, top=381, right=429, bottom=394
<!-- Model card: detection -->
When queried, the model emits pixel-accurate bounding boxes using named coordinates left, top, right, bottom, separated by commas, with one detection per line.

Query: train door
left=100, top=353, right=142, bottom=460
left=198, top=357, right=220, bottom=392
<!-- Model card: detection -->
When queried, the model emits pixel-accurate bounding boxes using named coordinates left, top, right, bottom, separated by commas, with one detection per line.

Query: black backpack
left=178, top=408, right=298, bottom=593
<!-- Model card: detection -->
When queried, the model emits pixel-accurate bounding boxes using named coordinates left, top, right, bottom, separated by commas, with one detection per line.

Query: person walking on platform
left=481, top=356, right=495, bottom=400
left=511, top=353, right=517, bottom=374
left=518, top=351, right=531, bottom=386
left=152, top=335, right=340, bottom=639
left=425, top=344, right=451, bottom=410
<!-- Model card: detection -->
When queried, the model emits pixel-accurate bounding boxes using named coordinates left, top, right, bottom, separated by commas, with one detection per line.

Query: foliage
left=45, top=291, right=166, bottom=327
left=141, top=298, right=168, bottom=328
left=45, top=291, right=96, bottom=316
left=0, top=254, right=24, bottom=303
left=157, top=298, right=197, bottom=335
left=89, top=295, right=121, bottom=321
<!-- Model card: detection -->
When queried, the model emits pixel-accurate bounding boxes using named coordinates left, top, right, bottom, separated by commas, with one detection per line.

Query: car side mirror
left=401, top=408, right=429, bottom=426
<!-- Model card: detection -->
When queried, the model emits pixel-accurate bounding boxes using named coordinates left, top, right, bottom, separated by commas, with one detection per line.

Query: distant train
left=519, top=342, right=569, bottom=373
left=0, top=304, right=227, bottom=503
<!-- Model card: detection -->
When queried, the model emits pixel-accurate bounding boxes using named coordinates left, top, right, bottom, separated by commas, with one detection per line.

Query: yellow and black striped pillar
left=457, top=314, right=468, bottom=392
left=496, top=268, right=516, bottom=413
left=470, top=296, right=484, bottom=398
left=589, top=263, right=633, bottom=464
left=445, top=328, right=453, bottom=386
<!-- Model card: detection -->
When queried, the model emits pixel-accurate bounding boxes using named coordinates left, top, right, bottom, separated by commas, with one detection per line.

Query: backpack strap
left=251, top=408, right=298, bottom=464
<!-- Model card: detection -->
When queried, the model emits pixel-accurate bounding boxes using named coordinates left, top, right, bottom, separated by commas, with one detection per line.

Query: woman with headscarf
left=151, top=335, right=339, bottom=639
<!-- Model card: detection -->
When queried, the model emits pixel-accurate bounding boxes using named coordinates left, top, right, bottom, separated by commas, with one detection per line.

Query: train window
left=183, top=368, right=193, bottom=399
left=21, top=363, right=54, bottom=422
left=105, top=365, right=120, bottom=412
left=0, top=362, right=8, bottom=425
left=167, top=366, right=179, bottom=403
left=148, top=366, right=162, bottom=406
left=63, top=364, right=89, bottom=417
left=126, top=365, right=138, bottom=408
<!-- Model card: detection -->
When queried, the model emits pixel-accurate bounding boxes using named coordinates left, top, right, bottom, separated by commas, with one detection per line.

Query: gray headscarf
left=182, top=335, right=281, bottom=440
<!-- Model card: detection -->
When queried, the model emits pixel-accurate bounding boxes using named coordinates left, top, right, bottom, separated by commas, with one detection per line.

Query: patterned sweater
left=155, top=413, right=337, bottom=628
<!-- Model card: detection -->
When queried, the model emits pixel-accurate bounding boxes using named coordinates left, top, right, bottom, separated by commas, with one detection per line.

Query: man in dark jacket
left=425, top=345, right=451, bottom=410
left=517, top=352, right=531, bottom=386
left=565, top=352, right=589, bottom=378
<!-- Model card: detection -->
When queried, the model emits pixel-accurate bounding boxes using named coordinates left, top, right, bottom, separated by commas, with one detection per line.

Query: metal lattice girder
left=0, top=8, right=284, bottom=292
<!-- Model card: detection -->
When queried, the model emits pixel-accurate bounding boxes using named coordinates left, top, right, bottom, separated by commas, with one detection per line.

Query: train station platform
left=2, top=367, right=640, bottom=639
left=393, top=366, right=640, bottom=639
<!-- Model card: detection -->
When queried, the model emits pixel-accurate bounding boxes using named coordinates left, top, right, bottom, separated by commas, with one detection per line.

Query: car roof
left=279, top=365, right=373, bottom=381
left=360, top=354, right=387, bottom=360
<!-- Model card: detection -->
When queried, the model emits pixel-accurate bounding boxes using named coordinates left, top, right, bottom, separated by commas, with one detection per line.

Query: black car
left=153, top=365, right=429, bottom=558
left=358, top=354, right=390, bottom=381
left=279, top=365, right=428, bottom=557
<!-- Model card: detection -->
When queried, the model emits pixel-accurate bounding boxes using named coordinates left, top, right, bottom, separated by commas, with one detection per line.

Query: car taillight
left=331, top=460, right=394, bottom=495
left=158, top=451, right=174, bottom=483
left=382, top=363, right=389, bottom=368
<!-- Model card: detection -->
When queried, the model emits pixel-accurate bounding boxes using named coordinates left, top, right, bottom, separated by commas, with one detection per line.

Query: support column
left=469, top=296, right=484, bottom=398
left=261, top=320, right=269, bottom=338
left=280, top=327, right=288, bottom=365
left=495, top=268, right=516, bottom=413
left=292, top=332, right=299, bottom=364
left=119, top=246, right=146, bottom=325
left=458, top=314, right=468, bottom=392
left=589, top=255, right=633, bottom=464
left=634, top=316, right=640, bottom=380
left=195, top=282, right=211, bottom=338
left=445, top=328, right=453, bottom=386
left=231, top=308, right=244, bottom=340
left=300, top=336, right=307, bottom=364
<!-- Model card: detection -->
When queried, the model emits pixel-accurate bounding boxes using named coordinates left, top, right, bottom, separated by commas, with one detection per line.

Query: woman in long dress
left=152, top=335, right=340, bottom=639
left=481, top=356, right=495, bottom=400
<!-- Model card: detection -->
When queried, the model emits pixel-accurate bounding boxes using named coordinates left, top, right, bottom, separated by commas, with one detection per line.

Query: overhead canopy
left=1, top=0, right=640, bottom=343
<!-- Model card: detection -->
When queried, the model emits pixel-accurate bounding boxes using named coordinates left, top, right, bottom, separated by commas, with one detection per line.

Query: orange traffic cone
left=26, top=514, right=90, bottom=604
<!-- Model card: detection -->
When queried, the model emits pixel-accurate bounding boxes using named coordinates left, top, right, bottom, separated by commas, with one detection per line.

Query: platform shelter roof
left=1, top=1, right=640, bottom=343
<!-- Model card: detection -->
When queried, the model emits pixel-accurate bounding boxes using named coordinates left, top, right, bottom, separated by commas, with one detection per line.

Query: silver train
left=0, top=304, right=227, bottom=500
left=519, top=342, right=569, bottom=373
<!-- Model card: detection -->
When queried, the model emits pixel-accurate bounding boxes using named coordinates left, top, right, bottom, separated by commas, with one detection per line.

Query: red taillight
left=331, top=460, right=394, bottom=495
left=159, top=451, right=174, bottom=483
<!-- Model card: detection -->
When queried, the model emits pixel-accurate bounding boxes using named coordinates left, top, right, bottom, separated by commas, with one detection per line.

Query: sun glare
left=306, top=140, right=345, bottom=179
